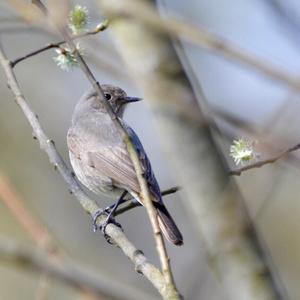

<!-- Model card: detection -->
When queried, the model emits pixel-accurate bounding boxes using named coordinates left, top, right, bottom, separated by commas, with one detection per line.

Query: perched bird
left=67, top=84, right=183, bottom=246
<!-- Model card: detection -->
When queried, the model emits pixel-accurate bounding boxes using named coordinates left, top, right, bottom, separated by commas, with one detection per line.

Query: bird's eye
left=105, top=93, right=111, bottom=100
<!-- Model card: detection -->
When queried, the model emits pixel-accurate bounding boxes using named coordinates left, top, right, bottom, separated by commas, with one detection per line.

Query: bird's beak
left=124, top=96, right=142, bottom=104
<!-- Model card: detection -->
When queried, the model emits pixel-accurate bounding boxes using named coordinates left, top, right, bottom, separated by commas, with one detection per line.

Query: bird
left=67, top=84, right=183, bottom=246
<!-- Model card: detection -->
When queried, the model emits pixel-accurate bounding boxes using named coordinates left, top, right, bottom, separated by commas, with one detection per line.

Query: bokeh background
left=1, top=0, right=300, bottom=299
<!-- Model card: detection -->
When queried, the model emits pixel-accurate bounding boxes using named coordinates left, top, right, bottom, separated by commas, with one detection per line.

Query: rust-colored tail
left=154, top=202, right=183, bottom=246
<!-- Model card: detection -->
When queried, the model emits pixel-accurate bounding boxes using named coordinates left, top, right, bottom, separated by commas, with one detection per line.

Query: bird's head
left=72, top=84, right=141, bottom=124
left=101, top=84, right=141, bottom=117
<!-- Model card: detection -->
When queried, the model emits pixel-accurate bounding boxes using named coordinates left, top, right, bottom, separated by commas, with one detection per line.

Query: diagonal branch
left=0, top=45, right=169, bottom=299
left=11, top=20, right=109, bottom=67
left=115, top=186, right=181, bottom=217
left=230, top=143, right=300, bottom=175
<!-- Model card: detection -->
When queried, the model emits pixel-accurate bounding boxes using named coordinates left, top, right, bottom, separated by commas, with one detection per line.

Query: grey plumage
left=67, top=85, right=183, bottom=245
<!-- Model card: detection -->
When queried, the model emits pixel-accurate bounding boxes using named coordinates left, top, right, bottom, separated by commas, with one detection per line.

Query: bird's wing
left=87, top=122, right=162, bottom=203
left=67, top=128, right=139, bottom=192
left=123, top=123, right=162, bottom=203
left=88, top=146, right=141, bottom=193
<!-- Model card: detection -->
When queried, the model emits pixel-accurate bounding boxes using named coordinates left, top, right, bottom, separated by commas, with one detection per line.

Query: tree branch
left=115, top=186, right=181, bottom=217
left=0, top=44, right=170, bottom=299
left=11, top=20, right=109, bottom=67
left=230, top=143, right=300, bottom=175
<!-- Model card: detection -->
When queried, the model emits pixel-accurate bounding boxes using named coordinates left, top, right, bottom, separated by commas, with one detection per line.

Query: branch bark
left=11, top=20, right=109, bottom=67
left=98, top=0, right=285, bottom=299
left=115, top=186, right=180, bottom=217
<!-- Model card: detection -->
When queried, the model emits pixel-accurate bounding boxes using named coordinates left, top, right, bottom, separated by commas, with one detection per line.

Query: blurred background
left=1, top=0, right=300, bottom=299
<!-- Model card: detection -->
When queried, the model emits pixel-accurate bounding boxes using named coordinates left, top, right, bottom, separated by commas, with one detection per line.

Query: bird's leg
left=102, top=191, right=127, bottom=229
left=92, top=191, right=128, bottom=236
left=102, top=196, right=128, bottom=213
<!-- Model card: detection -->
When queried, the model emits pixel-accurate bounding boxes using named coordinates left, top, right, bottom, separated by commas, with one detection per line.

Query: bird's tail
left=154, top=202, right=183, bottom=246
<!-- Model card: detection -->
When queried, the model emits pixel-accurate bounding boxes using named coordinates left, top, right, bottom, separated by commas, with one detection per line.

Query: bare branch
left=230, top=143, right=300, bottom=175
left=11, top=21, right=109, bottom=67
left=161, top=186, right=181, bottom=196
left=115, top=186, right=181, bottom=217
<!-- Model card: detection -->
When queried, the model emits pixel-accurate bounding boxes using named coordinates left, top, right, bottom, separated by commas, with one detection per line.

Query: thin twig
left=102, top=0, right=300, bottom=92
left=0, top=45, right=169, bottom=299
left=11, top=21, right=109, bottom=67
left=230, top=143, right=300, bottom=175
left=115, top=186, right=181, bottom=216
left=31, top=1, right=179, bottom=296
left=0, top=236, right=155, bottom=300
left=161, top=186, right=181, bottom=196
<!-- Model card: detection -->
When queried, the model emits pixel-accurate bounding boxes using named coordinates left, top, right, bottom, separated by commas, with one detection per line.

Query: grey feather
left=67, top=85, right=183, bottom=245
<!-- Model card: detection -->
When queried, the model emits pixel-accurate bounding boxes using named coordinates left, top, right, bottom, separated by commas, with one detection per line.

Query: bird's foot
left=92, top=208, right=110, bottom=232
left=92, top=207, right=123, bottom=244
left=101, top=219, right=123, bottom=245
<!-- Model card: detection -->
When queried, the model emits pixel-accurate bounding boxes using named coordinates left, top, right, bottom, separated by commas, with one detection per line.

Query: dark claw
left=92, top=192, right=127, bottom=244
left=92, top=208, right=109, bottom=232
left=102, top=219, right=123, bottom=245
left=92, top=207, right=123, bottom=245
